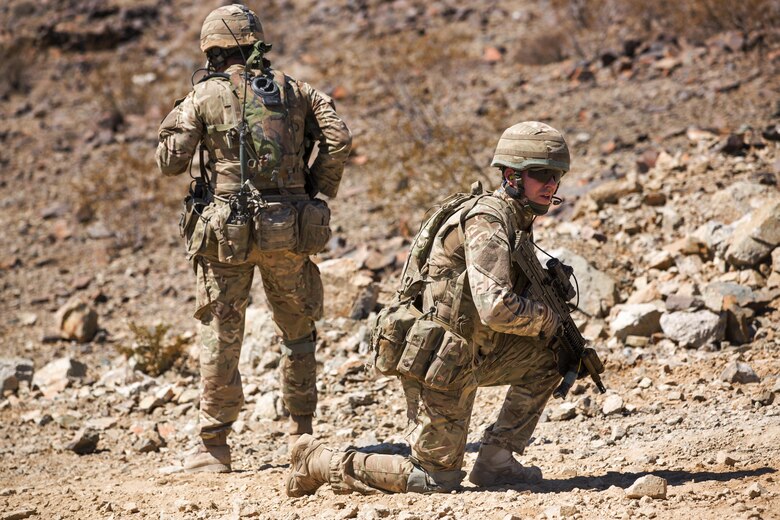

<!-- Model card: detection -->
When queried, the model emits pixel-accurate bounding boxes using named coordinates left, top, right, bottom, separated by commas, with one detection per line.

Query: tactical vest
left=200, top=68, right=309, bottom=192
left=370, top=183, right=532, bottom=384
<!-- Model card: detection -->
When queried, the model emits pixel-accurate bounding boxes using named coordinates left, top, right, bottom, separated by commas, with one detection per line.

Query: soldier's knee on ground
left=405, top=466, right=466, bottom=493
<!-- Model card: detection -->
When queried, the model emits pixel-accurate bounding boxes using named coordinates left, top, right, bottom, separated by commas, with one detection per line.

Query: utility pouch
left=296, top=199, right=332, bottom=255
left=217, top=222, right=251, bottom=263
left=369, top=301, right=418, bottom=376
left=397, top=319, right=445, bottom=381
left=179, top=196, right=196, bottom=240
left=253, top=202, right=298, bottom=251
left=424, top=332, right=467, bottom=390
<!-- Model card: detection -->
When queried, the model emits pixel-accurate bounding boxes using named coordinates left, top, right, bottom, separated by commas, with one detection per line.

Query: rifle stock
left=512, top=235, right=606, bottom=398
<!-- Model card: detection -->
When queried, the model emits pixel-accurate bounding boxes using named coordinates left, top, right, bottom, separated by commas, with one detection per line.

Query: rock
left=65, top=427, right=100, bottom=455
left=716, top=451, right=738, bottom=466
left=549, top=402, right=577, bottom=421
left=177, top=388, right=199, bottom=404
left=609, top=303, right=663, bottom=340
left=602, top=394, right=624, bottom=416
left=586, top=178, right=640, bottom=207
left=646, top=250, right=674, bottom=270
left=135, top=428, right=166, bottom=453
left=663, top=236, right=707, bottom=257
left=725, top=199, right=780, bottom=267
left=319, top=258, right=375, bottom=317
left=253, top=392, right=280, bottom=420
left=625, top=474, right=667, bottom=499
left=543, top=249, right=619, bottom=317
left=0, top=358, right=34, bottom=392
left=773, top=247, right=780, bottom=272
left=745, top=482, right=767, bottom=498
left=702, top=282, right=754, bottom=312
left=660, top=310, right=726, bottom=348
left=240, top=307, right=278, bottom=368
left=543, top=504, right=577, bottom=519
left=55, top=298, right=98, bottom=342
left=665, top=294, right=700, bottom=312
left=349, top=283, right=379, bottom=320
left=752, top=390, right=774, bottom=406
left=692, top=221, right=734, bottom=256
left=138, top=395, right=164, bottom=413
left=720, top=362, right=760, bottom=384
left=723, top=295, right=755, bottom=344
left=32, top=357, right=87, bottom=396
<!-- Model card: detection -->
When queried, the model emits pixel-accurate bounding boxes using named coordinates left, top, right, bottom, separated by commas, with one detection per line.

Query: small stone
left=33, top=357, right=87, bottom=397
left=138, top=395, right=164, bottom=413
left=745, top=482, right=767, bottom=498
left=123, top=502, right=139, bottom=513
left=625, top=474, right=668, bottom=499
left=720, top=362, right=760, bottom=384
left=752, top=390, right=774, bottom=406
left=716, top=451, right=738, bottom=466
left=638, top=377, right=653, bottom=389
left=55, top=298, right=99, bottom=342
left=543, top=504, right=577, bottom=519
left=253, top=392, right=280, bottom=420
left=602, top=394, right=624, bottom=416
left=65, top=427, right=100, bottom=455
left=549, top=402, right=577, bottom=421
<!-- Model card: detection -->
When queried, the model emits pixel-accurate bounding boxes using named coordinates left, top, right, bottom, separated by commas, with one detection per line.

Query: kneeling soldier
left=287, top=122, right=573, bottom=494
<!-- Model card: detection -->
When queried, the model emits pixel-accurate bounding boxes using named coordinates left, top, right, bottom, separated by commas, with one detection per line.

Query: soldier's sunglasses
left=523, top=168, right=563, bottom=184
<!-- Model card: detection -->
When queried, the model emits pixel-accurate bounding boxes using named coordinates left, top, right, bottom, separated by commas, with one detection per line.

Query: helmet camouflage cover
left=200, top=4, right=264, bottom=53
left=491, top=121, right=570, bottom=174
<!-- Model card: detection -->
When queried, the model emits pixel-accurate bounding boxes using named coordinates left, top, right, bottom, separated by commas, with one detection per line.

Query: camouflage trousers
left=193, top=249, right=323, bottom=434
left=327, top=333, right=560, bottom=493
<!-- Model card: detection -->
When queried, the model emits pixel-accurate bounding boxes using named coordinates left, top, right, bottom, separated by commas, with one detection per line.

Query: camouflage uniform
left=156, top=63, right=351, bottom=436
left=320, top=187, right=561, bottom=493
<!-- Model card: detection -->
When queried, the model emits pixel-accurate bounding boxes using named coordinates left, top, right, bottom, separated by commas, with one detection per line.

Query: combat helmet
left=200, top=4, right=264, bottom=53
left=491, top=121, right=570, bottom=174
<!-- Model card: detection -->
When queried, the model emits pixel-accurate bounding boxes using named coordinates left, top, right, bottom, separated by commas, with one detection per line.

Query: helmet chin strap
left=502, top=178, right=551, bottom=216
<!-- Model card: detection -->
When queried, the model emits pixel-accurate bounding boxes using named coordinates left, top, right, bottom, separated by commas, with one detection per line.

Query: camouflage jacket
left=422, top=187, right=554, bottom=355
left=155, top=64, right=352, bottom=197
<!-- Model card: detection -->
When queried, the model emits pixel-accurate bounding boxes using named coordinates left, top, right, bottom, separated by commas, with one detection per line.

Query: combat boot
left=183, top=429, right=231, bottom=473
left=288, top=414, right=313, bottom=450
left=286, top=434, right=333, bottom=497
left=468, top=443, right=542, bottom=487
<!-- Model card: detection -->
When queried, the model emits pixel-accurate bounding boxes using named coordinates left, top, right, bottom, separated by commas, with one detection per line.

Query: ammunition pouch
left=295, top=198, right=332, bottom=255
left=397, top=319, right=444, bottom=381
left=185, top=201, right=250, bottom=264
left=369, top=300, right=418, bottom=377
left=253, top=202, right=298, bottom=252
left=423, top=331, right=468, bottom=390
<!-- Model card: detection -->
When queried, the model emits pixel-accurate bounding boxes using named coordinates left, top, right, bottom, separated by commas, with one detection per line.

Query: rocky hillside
left=1, top=1, right=780, bottom=519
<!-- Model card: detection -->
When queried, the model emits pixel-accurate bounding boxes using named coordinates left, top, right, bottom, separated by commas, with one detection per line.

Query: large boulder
left=660, top=310, right=725, bottom=348
left=609, top=303, right=663, bottom=340
left=543, top=249, right=619, bottom=318
left=725, top=199, right=780, bottom=267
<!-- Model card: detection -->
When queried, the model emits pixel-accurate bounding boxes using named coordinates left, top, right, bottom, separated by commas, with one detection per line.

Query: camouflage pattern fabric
left=156, top=64, right=352, bottom=197
left=322, top=189, right=562, bottom=494
left=157, top=62, right=349, bottom=435
left=195, top=249, right=323, bottom=431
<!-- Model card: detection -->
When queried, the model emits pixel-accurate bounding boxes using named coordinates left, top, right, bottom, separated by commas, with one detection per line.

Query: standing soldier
left=287, top=122, right=575, bottom=494
left=156, top=4, right=351, bottom=473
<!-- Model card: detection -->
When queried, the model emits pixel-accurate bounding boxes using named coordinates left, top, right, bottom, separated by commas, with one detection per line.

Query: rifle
left=511, top=235, right=606, bottom=399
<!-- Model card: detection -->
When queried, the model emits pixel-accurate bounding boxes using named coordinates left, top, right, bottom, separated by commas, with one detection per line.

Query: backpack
left=201, top=69, right=308, bottom=191
left=369, top=181, right=489, bottom=377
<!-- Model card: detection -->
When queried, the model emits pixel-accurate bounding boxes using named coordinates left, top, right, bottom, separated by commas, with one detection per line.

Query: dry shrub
left=119, top=322, right=189, bottom=377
